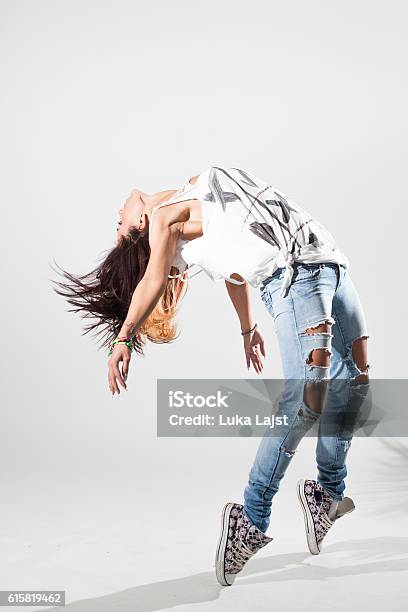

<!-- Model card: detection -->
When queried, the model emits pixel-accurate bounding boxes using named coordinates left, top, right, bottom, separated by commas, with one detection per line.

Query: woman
left=52, top=165, right=370, bottom=587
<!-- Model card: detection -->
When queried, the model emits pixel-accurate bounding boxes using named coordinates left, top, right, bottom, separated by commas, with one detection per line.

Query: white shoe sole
left=215, top=503, right=236, bottom=586
left=296, top=479, right=320, bottom=555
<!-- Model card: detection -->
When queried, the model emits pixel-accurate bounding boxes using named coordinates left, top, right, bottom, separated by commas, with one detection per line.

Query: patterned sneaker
left=297, top=479, right=355, bottom=554
left=215, top=502, right=273, bottom=586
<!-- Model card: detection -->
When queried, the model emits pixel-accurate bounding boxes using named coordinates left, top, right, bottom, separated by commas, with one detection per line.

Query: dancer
left=52, top=166, right=370, bottom=587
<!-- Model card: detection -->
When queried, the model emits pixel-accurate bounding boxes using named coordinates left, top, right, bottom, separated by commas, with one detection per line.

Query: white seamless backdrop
left=0, top=2, right=407, bottom=611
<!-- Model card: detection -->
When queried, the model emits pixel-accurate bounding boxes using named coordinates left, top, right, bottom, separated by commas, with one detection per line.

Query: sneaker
left=297, top=479, right=355, bottom=554
left=215, top=502, right=273, bottom=586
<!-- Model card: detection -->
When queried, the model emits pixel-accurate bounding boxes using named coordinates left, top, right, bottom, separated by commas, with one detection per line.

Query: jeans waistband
left=260, top=262, right=346, bottom=293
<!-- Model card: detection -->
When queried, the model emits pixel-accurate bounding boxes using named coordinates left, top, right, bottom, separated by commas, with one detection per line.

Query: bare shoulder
left=152, top=199, right=194, bottom=223
left=149, top=199, right=193, bottom=238
left=188, top=175, right=200, bottom=186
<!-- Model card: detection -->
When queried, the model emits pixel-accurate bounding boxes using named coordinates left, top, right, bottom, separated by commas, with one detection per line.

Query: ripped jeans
left=243, top=263, right=370, bottom=533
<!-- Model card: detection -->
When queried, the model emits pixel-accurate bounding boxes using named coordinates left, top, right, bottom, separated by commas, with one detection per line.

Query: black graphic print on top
left=203, top=166, right=338, bottom=262
left=203, top=191, right=241, bottom=205
left=206, top=169, right=243, bottom=211
left=248, top=222, right=281, bottom=248
left=166, top=165, right=347, bottom=290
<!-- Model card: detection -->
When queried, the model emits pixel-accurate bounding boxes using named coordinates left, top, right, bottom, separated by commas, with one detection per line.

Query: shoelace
left=313, top=500, right=334, bottom=541
left=231, top=538, right=256, bottom=569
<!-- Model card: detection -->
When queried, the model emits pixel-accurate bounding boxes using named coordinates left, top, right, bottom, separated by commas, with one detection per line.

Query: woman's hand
left=244, top=328, right=266, bottom=374
left=108, top=344, right=131, bottom=395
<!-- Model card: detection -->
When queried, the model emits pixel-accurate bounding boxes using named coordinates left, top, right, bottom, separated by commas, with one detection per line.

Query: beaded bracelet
left=107, top=336, right=133, bottom=357
left=113, top=335, right=132, bottom=343
left=241, top=322, right=257, bottom=337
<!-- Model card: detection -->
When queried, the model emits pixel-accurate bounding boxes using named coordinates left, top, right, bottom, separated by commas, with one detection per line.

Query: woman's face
left=116, top=189, right=146, bottom=242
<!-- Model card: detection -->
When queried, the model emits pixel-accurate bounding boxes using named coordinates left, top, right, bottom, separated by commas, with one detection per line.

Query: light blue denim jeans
left=243, top=262, right=370, bottom=532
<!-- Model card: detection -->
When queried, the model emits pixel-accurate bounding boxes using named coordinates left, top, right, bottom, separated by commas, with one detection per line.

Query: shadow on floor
left=40, top=536, right=408, bottom=612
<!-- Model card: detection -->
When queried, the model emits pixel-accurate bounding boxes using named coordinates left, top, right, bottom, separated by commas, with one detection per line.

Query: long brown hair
left=50, top=225, right=188, bottom=355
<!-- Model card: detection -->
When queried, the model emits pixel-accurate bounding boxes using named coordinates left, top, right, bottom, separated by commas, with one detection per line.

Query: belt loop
left=335, top=263, right=341, bottom=291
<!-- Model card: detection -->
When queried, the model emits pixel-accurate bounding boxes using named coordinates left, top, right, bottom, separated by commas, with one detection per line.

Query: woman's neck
left=142, top=189, right=178, bottom=216
left=156, top=189, right=179, bottom=204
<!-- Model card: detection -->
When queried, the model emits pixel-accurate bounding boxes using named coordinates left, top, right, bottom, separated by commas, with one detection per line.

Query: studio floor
left=1, top=437, right=406, bottom=612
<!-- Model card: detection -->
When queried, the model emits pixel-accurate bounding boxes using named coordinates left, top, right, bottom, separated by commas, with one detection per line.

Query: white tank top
left=149, top=166, right=349, bottom=296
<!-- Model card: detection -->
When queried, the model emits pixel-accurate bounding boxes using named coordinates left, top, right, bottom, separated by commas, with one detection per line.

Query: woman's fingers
left=113, top=364, right=127, bottom=390
left=122, top=356, right=130, bottom=379
left=108, top=362, right=128, bottom=395
left=246, top=348, right=264, bottom=374
left=253, top=345, right=264, bottom=373
left=109, top=369, right=120, bottom=395
left=253, top=354, right=262, bottom=374
left=251, top=355, right=260, bottom=374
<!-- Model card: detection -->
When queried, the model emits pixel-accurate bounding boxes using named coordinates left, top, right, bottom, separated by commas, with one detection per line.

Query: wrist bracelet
left=241, top=322, right=257, bottom=337
left=107, top=336, right=133, bottom=357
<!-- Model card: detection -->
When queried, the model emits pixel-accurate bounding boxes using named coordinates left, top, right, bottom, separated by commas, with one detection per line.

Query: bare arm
left=224, top=274, right=255, bottom=333
left=225, top=274, right=266, bottom=373
left=117, top=215, right=179, bottom=339
left=108, top=210, right=180, bottom=395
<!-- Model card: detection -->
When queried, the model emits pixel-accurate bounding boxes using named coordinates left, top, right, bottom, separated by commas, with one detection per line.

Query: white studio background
left=1, top=2, right=407, bottom=610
